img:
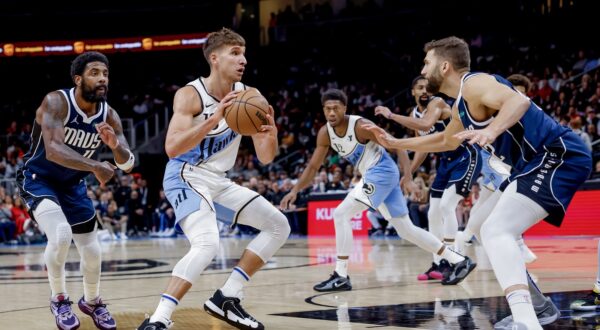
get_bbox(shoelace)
[232,300,256,321]
[55,300,74,319]
[94,305,112,321]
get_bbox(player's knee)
[55,222,73,247]
[480,218,502,244]
[333,206,352,225]
[262,209,290,243]
[189,230,220,258]
[427,206,441,222]
[439,197,456,214]
[80,241,102,267]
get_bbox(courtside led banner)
[308,199,371,236]
[525,189,600,236]
[0,33,207,57]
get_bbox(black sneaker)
[203,289,264,330]
[442,256,477,285]
[137,318,171,330]
[313,271,352,292]
[437,259,453,279]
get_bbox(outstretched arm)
[362,107,464,153]
[280,126,330,209]
[375,97,448,132]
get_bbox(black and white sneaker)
[204,289,264,330]
[313,271,352,292]
[442,256,477,285]
[137,317,172,330]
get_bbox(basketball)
[224,89,271,136]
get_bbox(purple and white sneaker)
[78,296,117,330]
[50,294,80,330]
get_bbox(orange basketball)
[224,89,270,136]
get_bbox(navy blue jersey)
[22,88,107,184]
[412,94,466,160]
[456,72,570,172]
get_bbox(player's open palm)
[374,106,392,119]
[94,161,116,184]
[362,124,395,149]
[96,123,119,149]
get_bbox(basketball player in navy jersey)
[280,89,476,292]
[375,76,481,281]
[365,36,592,329]
[454,74,539,261]
[138,28,289,330]
[17,51,133,330]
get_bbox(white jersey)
[326,115,383,175]
[173,77,246,174]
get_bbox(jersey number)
[332,143,346,153]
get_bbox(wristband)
[115,150,135,171]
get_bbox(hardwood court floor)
[1,236,598,329]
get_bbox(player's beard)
[82,82,108,102]
[418,95,430,107]
[426,67,443,94]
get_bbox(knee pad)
[55,223,73,247]
[34,199,72,246]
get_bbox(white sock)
[84,281,100,303]
[335,258,349,278]
[507,289,542,329]
[221,266,249,298]
[440,246,465,264]
[150,294,178,325]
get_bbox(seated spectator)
[0,198,16,243]
[325,168,346,191]
[10,196,29,237]
[100,200,128,240]
[570,117,592,151]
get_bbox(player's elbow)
[165,146,178,159]
[257,153,275,165]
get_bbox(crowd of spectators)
[1,1,600,244]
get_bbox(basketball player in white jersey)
[138,28,290,330]
[280,89,476,291]
[375,76,480,281]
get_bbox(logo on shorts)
[362,182,375,196]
